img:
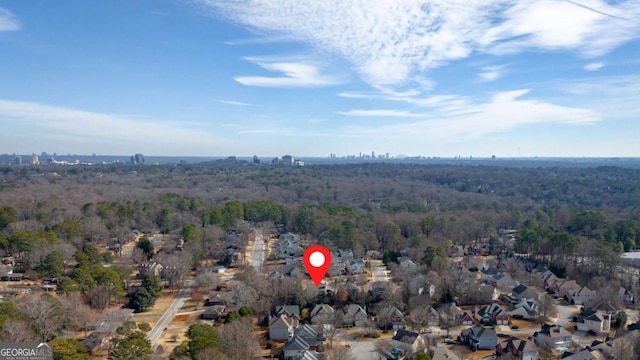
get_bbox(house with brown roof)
[377,306,405,330]
[437,302,465,326]
[201,305,226,321]
[568,286,597,307]
[477,303,509,325]
[549,279,580,299]
[461,312,475,326]
[496,337,539,360]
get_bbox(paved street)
[252,229,265,271]
[146,288,192,346]
[371,262,389,282]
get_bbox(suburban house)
[477,303,509,325]
[138,261,163,277]
[437,302,465,326]
[449,245,465,257]
[205,293,228,306]
[426,306,440,327]
[491,273,518,291]
[399,258,419,272]
[269,314,298,340]
[460,325,498,350]
[347,259,366,274]
[576,310,611,333]
[283,324,321,360]
[511,284,544,301]
[269,305,301,341]
[83,308,134,354]
[0,271,23,281]
[309,304,335,327]
[377,307,405,330]
[341,304,368,327]
[533,325,572,350]
[201,305,226,321]
[461,312,475,326]
[276,233,304,259]
[391,329,426,355]
[548,279,580,298]
[275,305,301,318]
[508,299,538,321]
[496,337,540,360]
[82,331,111,355]
[567,286,597,306]
[619,287,634,304]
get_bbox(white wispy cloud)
[199,0,640,88]
[0,100,236,155]
[338,109,423,118]
[0,8,20,32]
[556,74,640,120]
[477,65,505,82]
[583,62,605,71]
[234,57,340,87]
[218,100,254,106]
[482,1,640,57]
[339,89,600,140]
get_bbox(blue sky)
[1,0,639,157]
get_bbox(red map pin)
[303,245,332,287]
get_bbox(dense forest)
[2,160,640,357]
[1,162,639,280]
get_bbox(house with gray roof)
[309,304,335,326]
[283,324,321,360]
[340,304,368,327]
[576,310,611,333]
[460,325,498,350]
[391,329,426,355]
[508,299,538,321]
[533,324,572,350]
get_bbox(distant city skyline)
[1,1,640,157]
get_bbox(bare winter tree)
[538,293,557,325]
[220,317,260,360]
[195,270,219,291]
[60,294,100,334]
[22,294,64,342]
[87,285,111,310]
[194,347,226,360]
[1,320,36,342]
[409,307,430,333]
[157,252,192,289]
